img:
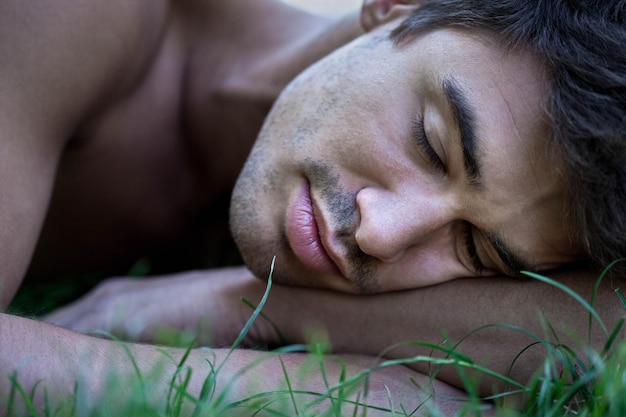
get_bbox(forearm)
[1,312,476,416]
[0,313,191,413]
[254,269,624,393]
[42,266,624,399]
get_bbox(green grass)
[4,264,626,417]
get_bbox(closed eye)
[412,115,446,173]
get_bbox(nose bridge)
[354,186,454,262]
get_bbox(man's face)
[230,23,581,294]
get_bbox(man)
[1,0,624,414]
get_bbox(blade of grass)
[278,356,300,416]
[90,330,147,406]
[521,271,608,336]
[384,384,396,417]
[43,388,49,417]
[544,368,600,417]
[312,340,338,416]
[405,378,434,417]
[601,317,625,357]
[170,367,193,416]
[240,296,288,346]
[218,256,276,372]
[7,372,39,416]
[350,391,362,417]
[5,371,17,417]
[167,341,195,415]
[616,288,626,309]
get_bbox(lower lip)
[286,184,339,276]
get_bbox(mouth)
[286,182,342,277]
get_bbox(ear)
[360,0,424,32]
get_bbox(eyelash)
[461,222,486,275]
[412,115,485,275]
[412,115,446,172]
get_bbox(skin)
[20,0,362,289]
[0,0,623,414]
[231,24,581,293]
[44,0,622,401]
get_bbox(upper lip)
[310,189,350,279]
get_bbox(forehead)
[407,28,546,111]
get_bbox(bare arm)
[256,268,624,393]
[2,312,478,416]
[45,266,625,397]
[0,0,161,307]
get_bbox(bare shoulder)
[0,0,172,306]
[0,0,171,133]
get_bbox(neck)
[183,1,364,198]
[227,7,365,103]
[261,11,364,99]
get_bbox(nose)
[354,186,453,263]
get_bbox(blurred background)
[281,0,361,16]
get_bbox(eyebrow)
[442,77,483,189]
[442,77,535,276]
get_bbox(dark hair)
[391,0,626,275]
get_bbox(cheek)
[262,52,414,175]
[381,244,468,291]
[261,82,337,155]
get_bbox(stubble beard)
[229,141,282,282]
[230,144,379,292]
